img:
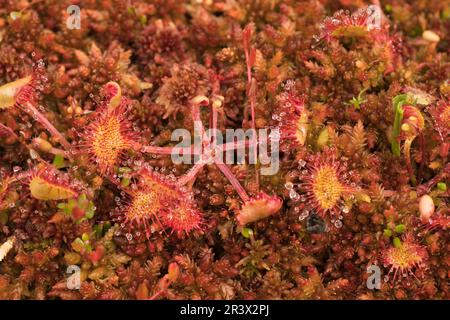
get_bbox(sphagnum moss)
[0,0,448,300]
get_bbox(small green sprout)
[437,182,447,191]
[58,194,96,223]
[140,15,147,25]
[393,237,402,248]
[72,233,92,253]
[241,227,254,239]
[118,167,132,187]
[93,222,112,238]
[347,88,367,110]
[391,94,409,156]
[52,154,65,169]
[394,224,406,233]
[383,224,406,239]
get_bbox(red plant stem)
[191,102,205,133]
[49,147,68,157]
[177,162,205,186]
[417,163,450,196]
[0,123,48,162]
[9,170,33,184]
[417,133,426,183]
[20,102,71,150]
[0,123,19,140]
[243,26,260,190]
[211,105,218,148]
[404,138,416,185]
[248,81,259,188]
[103,173,124,190]
[221,139,251,152]
[141,145,200,155]
[215,162,249,202]
[149,290,164,300]
[142,140,251,155]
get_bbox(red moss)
[428,100,449,157]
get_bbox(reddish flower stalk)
[0,123,19,140]
[215,162,250,202]
[177,162,206,186]
[398,105,425,185]
[21,102,71,150]
[141,145,200,155]
[242,23,259,188]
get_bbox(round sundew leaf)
[0,76,32,109]
[104,81,122,108]
[29,176,77,201]
[332,25,368,38]
[237,193,283,225]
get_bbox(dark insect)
[306,212,327,234]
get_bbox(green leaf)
[121,177,131,187]
[84,243,92,253]
[437,182,447,191]
[391,94,409,156]
[57,203,66,210]
[93,224,103,237]
[81,233,90,242]
[383,229,392,237]
[241,228,254,238]
[52,154,65,169]
[394,224,406,233]
[393,237,402,248]
[67,199,77,214]
[103,222,111,233]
